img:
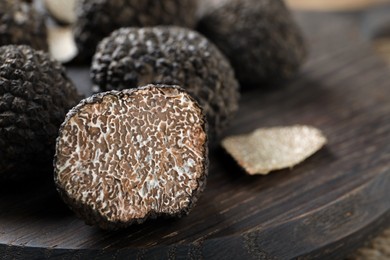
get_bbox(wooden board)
[1,12,389,259]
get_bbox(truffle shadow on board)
[0,45,82,180]
[54,85,209,230]
[91,26,240,142]
[197,0,307,88]
[74,0,199,60]
[0,0,48,51]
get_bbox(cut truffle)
[74,0,198,60]
[91,26,239,142]
[197,0,307,87]
[44,0,77,25]
[0,45,82,178]
[54,85,208,230]
[0,0,48,51]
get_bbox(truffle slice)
[0,0,48,51]
[74,0,198,60]
[197,0,307,87]
[54,85,208,230]
[0,45,82,178]
[221,125,327,175]
[91,26,239,142]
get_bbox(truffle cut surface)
[54,85,208,229]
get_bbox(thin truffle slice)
[74,0,198,60]
[198,0,307,87]
[0,0,48,51]
[222,125,327,175]
[0,45,82,179]
[54,85,208,230]
[92,26,240,142]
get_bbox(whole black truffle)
[91,26,239,141]
[54,84,208,230]
[197,0,307,87]
[74,0,198,60]
[0,0,48,51]
[0,45,82,178]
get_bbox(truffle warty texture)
[91,26,240,141]
[0,0,48,51]
[198,0,307,87]
[54,85,208,230]
[74,0,199,59]
[0,45,81,178]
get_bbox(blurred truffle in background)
[0,0,48,51]
[73,0,199,60]
[197,0,307,88]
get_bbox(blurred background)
[288,0,390,67]
[289,1,390,259]
[287,0,390,10]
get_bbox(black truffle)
[54,84,208,230]
[91,26,239,141]
[0,0,48,51]
[197,0,307,87]
[74,0,198,60]
[0,45,82,178]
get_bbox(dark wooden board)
[1,12,390,259]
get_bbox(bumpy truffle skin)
[54,85,208,230]
[0,0,48,51]
[91,26,239,141]
[197,0,307,87]
[74,0,198,60]
[0,45,82,178]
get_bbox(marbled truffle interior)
[55,85,208,229]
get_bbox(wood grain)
[0,12,389,259]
